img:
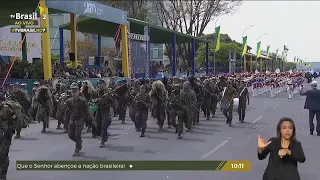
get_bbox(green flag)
[266,45,270,58]
[256,41,262,58]
[242,36,248,56]
[215,26,221,52]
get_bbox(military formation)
[0,71,305,180]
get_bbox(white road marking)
[252,116,263,123]
[201,139,230,159]
[273,104,280,110]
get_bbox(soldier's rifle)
[198,83,216,97]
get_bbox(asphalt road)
[8,80,320,180]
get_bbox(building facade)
[49,2,166,63]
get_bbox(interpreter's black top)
[258,137,306,180]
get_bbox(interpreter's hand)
[278,149,287,158]
[258,134,271,149]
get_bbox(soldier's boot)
[136,128,142,132]
[14,131,21,139]
[228,118,232,127]
[238,115,242,122]
[73,148,80,157]
[241,115,245,123]
[56,122,62,130]
[76,140,82,151]
[91,126,97,138]
[121,119,126,124]
[99,141,106,148]
[175,127,178,134]
[140,129,145,137]
[99,137,108,148]
[177,132,182,139]
[41,127,46,133]
[158,122,163,131]
[167,118,171,128]
[87,127,91,132]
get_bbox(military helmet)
[98,79,106,84]
[70,82,79,89]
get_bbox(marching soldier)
[237,81,250,123]
[180,81,197,132]
[64,83,93,156]
[134,85,150,137]
[35,86,53,133]
[95,80,114,147]
[150,80,168,131]
[220,80,237,126]
[0,92,22,180]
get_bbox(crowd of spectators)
[0,60,125,80]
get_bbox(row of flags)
[214,26,278,59]
[293,57,311,67]
[213,25,311,67]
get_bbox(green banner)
[16,160,251,171]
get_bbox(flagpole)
[213,15,222,75]
[266,37,276,71]
[241,25,255,72]
[275,44,280,70]
[256,33,268,71]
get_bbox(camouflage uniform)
[180,81,197,132]
[95,80,114,147]
[35,86,53,133]
[220,81,237,126]
[128,80,140,129]
[0,96,21,180]
[150,80,168,131]
[237,81,249,123]
[162,77,172,128]
[10,85,31,138]
[134,85,150,137]
[64,83,93,156]
[168,84,186,138]
[55,94,68,129]
[202,79,213,120]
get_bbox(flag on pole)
[266,45,270,58]
[242,36,248,56]
[281,52,284,61]
[294,56,296,64]
[275,49,279,61]
[215,26,221,52]
[256,41,262,58]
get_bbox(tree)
[96,0,148,20]
[64,34,117,63]
[155,0,241,67]
[196,41,241,66]
[285,62,296,71]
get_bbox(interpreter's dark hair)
[276,117,297,141]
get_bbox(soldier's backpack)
[3,100,28,129]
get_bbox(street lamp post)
[256,33,268,72]
[241,25,254,72]
[213,15,223,75]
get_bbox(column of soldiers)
[0,71,304,180]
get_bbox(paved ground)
[8,80,320,180]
